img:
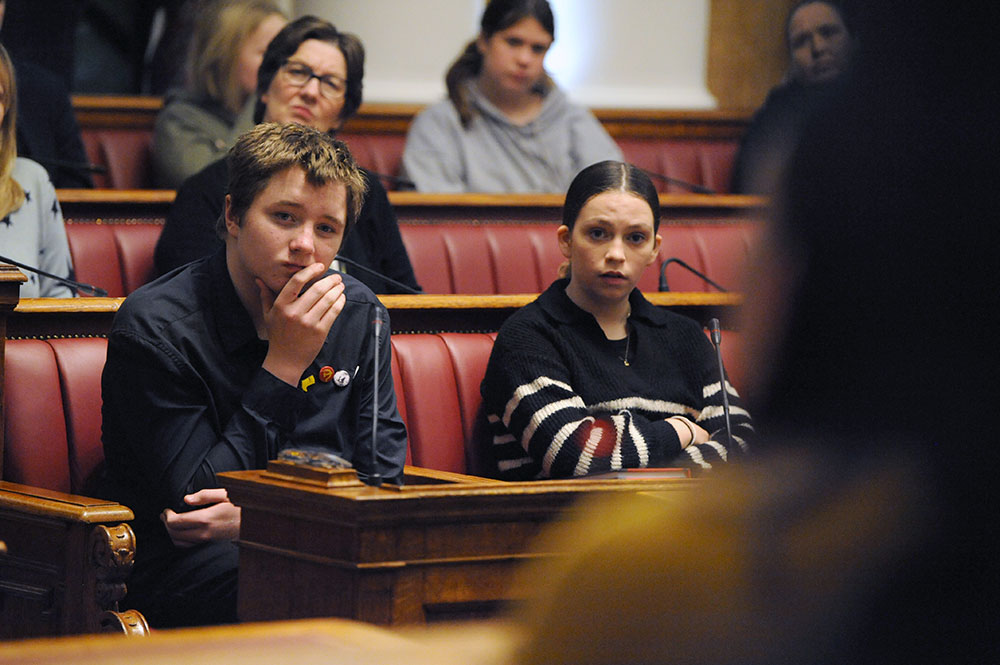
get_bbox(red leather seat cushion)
[113,223,162,294]
[48,338,109,495]
[3,340,72,492]
[390,334,467,473]
[65,223,126,297]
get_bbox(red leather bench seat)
[79,128,739,193]
[81,130,154,190]
[65,222,162,297]
[4,330,745,491]
[62,220,756,297]
[399,222,758,295]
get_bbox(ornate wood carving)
[100,608,151,636]
[89,523,135,609]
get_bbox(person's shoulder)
[156,90,223,122]
[11,157,53,188]
[493,294,555,351]
[113,258,211,335]
[410,97,461,129]
[180,156,230,191]
[340,271,383,307]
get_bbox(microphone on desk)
[708,318,734,451]
[0,253,109,296]
[30,157,109,176]
[641,169,716,195]
[367,314,384,487]
[334,254,422,294]
[658,257,728,293]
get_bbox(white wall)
[293,0,714,109]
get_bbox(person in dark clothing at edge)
[100,122,408,628]
[154,15,420,294]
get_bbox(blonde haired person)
[152,0,287,188]
[0,43,75,297]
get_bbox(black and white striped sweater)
[480,279,752,480]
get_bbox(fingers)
[183,487,229,507]
[160,498,241,546]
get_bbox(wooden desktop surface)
[56,189,767,226]
[6,292,741,339]
[0,616,518,665]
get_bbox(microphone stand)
[708,318,734,451]
[658,257,728,292]
[334,254,422,294]
[0,253,109,296]
[368,316,384,487]
[641,169,716,195]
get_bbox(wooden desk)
[56,189,767,226]
[5,292,741,339]
[0,616,517,665]
[218,466,695,626]
[388,192,766,225]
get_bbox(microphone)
[658,257,728,293]
[334,254,422,294]
[641,169,716,195]
[708,318,734,451]
[367,315,384,487]
[371,172,416,190]
[30,157,108,175]
[0,253,109,296]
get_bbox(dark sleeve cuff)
[649,418,684,463]
[245,368,307,431]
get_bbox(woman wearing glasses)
[154,15,420,294]
[152,0,288,189]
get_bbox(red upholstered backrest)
[438,332,497,477]
[338,133,408,190]
[390,334,467,473]
[112,223,162,294]
[617,138,738,194]
[48,338,109,495]
[65,222,163,297]
[65,223,126,297]
[398,221,757,294]
[389,333,498,476]
[81,129,155,190]
[2,340,73,492]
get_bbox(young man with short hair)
[100,122,407,628]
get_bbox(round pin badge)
[319,366,335,383]
[333,369,351,387]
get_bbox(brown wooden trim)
[73,95,751,139]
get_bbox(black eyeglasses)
[279,61,347,101]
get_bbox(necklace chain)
[623,325,630,366]
[622,305,631,366]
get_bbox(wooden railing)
[72,95,751,140]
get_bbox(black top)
[12,57,93,188]
[154,157,421,294]
[101,249,408,553]
[480,279,752,480]
[729,80,843,195]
